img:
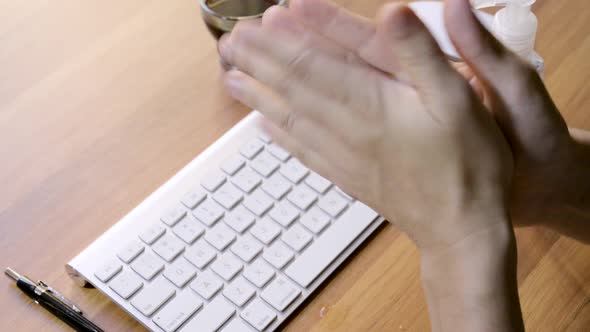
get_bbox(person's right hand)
[444,0,590,240]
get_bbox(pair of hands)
[219,0,584,249]
[218,0,590,329]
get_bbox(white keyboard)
[67,111,384,332]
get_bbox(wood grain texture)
[0,0,588,331]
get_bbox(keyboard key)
[189,270,223,300]
[318,190,348,217]
[241,299,277,331]
[193,199,224,226]
[153,233,185,262]
[181,188,207,209]
[300,207,331,234]
[243,189,274,217]
[223,276,256,307]
[211,253,243,281]
[260,277,300,312]
[231,168,262,193]
[201,170,227,192]
[240,139,265,159]
[94,259,122,283]
[267,143,290,161]
[243,259,275,288]
[117,239,145,263]
[258,132,272,143]
[139,223,166,245]
[221,319,253,332]
[282,224,313,252]
[130,277,175,316]
[130,251,165,280]
[285,202,378,288]
[161,205,187,226]
[305,172,332,194]
[231,234,263,263]
[221,156,246,175]
[269,201,299,227]
[280,158,309,183]
[287,185,317,210]
[184,240,217,269]
[250,152,280,177]
[204,223,236,251]
[153,290,202,332]
[263,241,294,269]
[173,215,205,244]
[250,217,281,245]
[261,173,292,200]
[179,297,235,332]
[335,186,354,201]
[163,257,197,287]
[224,206,256,233]
[109,269,143,299]
[212,183,243,209]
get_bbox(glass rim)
[199,0,288,21]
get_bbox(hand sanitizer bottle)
[472,0,544,76]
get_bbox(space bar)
[285,202,379,288]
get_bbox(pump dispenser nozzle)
[469,0,543,73]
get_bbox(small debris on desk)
[319,305,331,318]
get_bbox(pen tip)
[5,267,20,281]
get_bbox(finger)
[224,69,366,164]
[289,0,373,52]
[221,43,370,147]
[445,0,524,98]
[219,20,389,121]
[452,62,484,101]
[224,69,291,126]
[445,0,570,153]
[377,3,466,106]
[261,119,350,187]
[290,0,408,80]
[261,5,361,66]
[469,76,485,102]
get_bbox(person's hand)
[445,0,590,241]
[219,1,525,330]
[218,2,513,251]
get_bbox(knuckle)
[505,57,542,100]
[279,110,297,134]
[261,5,287,27]
[285,47,315,82]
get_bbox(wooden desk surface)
[1,0,589,331]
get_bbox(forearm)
[420,222,524,332]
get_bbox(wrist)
[421,221,516,295]
[420,221,524,331]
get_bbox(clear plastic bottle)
[472,0,544,75]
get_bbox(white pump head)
[471,0,538,60]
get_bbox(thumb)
[445,0,570,156]
[377,3,466,105]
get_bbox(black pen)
[5,267,104,332]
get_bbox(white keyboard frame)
[67,111,385,331]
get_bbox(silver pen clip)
[38,281,83,315]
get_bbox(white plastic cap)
[471,0,535,10]
[471,0,538,60]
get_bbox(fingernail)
[224,72,242,98]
